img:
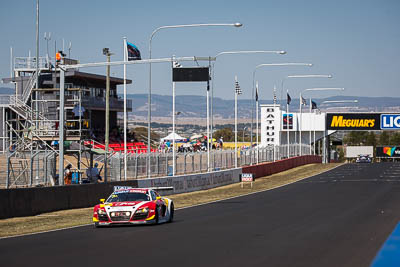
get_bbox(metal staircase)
[22,70,40,103]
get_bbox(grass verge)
[0,163,341,238]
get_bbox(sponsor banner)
[381,114,400,130]
[326,113,381,130]
[376,146,400,158]
[283,113,293,130]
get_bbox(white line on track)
[0,164,342,240]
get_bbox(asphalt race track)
[2,162,400,267]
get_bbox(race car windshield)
[106,192,150,202]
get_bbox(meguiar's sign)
[326,113,381,130]
[327,113,400,130]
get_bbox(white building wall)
[260,104,281,147]
[261,105,329,146]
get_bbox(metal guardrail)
[14,57,50,70]
[0,95,11,106]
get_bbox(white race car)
[93,187,174,227]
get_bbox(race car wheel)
[168,203,174,223]
[94,222,100,228]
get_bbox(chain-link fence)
[1,144,315,187]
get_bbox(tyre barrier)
[0,156,320,219]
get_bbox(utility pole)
[103,48,112,182]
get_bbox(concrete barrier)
[0,180,138,219]
[0,169,242,219]
[242,155,322,179]
[137,168,242,195]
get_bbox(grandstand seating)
[84,141,156,154]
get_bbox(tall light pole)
[103,48,113,183]
[148,22,242,177]
[282,74,332,155]
[251,63,313,156]
[299,87,344,156]
[123,37,128,181]
[211,50,286,153]
[172,57,182,176]
[234,76,242,168]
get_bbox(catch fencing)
[1,143,315,187]
[105,144,315,182]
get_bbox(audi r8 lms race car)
[93,187,174,227]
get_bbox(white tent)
[161,132,186,143]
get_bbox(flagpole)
[299,93,303,156]
[123,37,128,181]
[309,97,312,155]
[287,90,290,158]
[256,81,259,164]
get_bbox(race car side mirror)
[100,199,105,204]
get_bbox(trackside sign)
[381,114,400,130]
[326,113,381,130]
[376,146,400,158]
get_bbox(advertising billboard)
[326,113,381,130]
[381,114,400,130]
[376,146,400,158]
[283,113,293,130]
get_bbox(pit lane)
[1,162,400,267]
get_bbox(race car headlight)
[136,207,149,214]
[97,209,107,215]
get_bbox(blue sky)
[1,0,399,100]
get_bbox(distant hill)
[126,94,400,119]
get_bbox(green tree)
[214,127,234,142]
[379,131,390,146]
[391,132,400,145]
[343,131,368,145]
[365,132,377,147]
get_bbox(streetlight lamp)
[210,50,286,160]
[321,100,358,105]
[281,74,332,155]
[147,22,242,177]
[299,87,345,157]
[251,63,313,160]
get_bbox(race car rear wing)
[113,186,174,191]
